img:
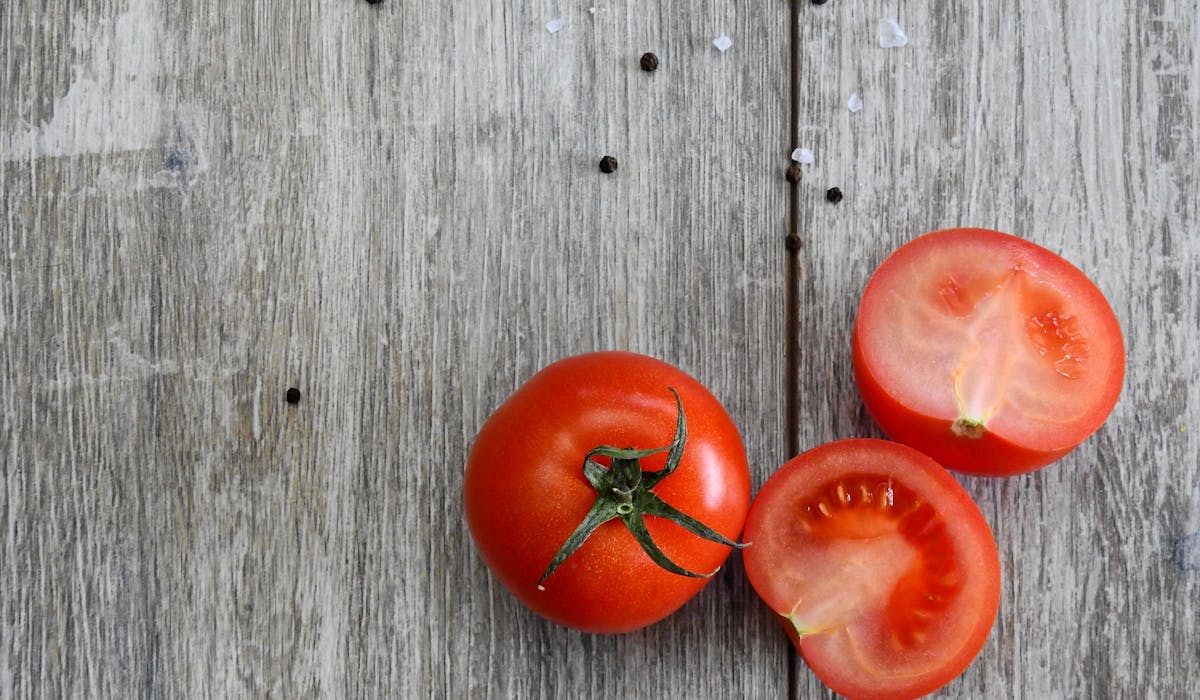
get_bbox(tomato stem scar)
[952,417,987,439]
[536,388,747,590]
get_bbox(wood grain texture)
[2,0,1197,699]
[2,0,788,699]
[791,1,1199,697]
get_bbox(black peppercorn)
[366,0,385,4]
[640,52,659,72]
[825,187,843,203]
[785,165,802,183]
[286,387,302,404]
[599,156,618,173]
[811,0,828,5]
[785,235,801,252]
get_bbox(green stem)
[537,388,747,590]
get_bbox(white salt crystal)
[791,147,814,165]
[713,34,733,52]
[588,7,598,14]
[878,19,909,48]
[546,18,567,33]
[848,93,863,112]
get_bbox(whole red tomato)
[464,351,751,633]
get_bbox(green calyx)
[536,388,748,591]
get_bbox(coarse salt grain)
[546,18,567,33]
[713,34,733,52]
[791,148,814,165]
[878,19,908,48]
[848,93,863,112]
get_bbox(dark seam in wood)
[785,0,800,463]
[785,1,801,698]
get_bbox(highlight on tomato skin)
[852,228,1125,476]
[742,439,1001,700]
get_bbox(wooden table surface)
[2,1,1197,698]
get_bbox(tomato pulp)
[464,352,751,633]
[853,228,1124,476]
[743,439,1001,700]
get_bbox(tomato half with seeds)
[743,439,1000,700]
[464,351,751,633]
[853,228,1124,476]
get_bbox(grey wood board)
[790,1,1199,698]
[2,0,788,699]
[1,0,1197,699]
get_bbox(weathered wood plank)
[791,1,1198,697]
[2,0,790,698]
[358,1,792,697]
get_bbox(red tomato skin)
[743,439,1001,700]
[852,228,1124,477]
[464,351,751,633]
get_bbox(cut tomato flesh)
[855,229,1124,463]
[779,476,969,678]
[787,476,965,645]
[744,440,1000,700]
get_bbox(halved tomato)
[743,439,1000,700]
[853,228,1124,476]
